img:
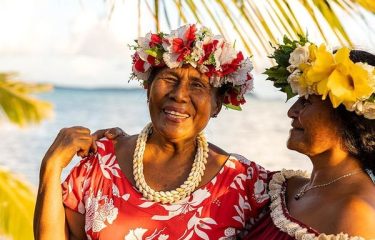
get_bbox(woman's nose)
[287,101,301,118]
[169,82,189,103]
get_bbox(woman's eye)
[163,78,178,83]
[191,81,205,88]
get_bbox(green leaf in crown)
[264,35,309,100]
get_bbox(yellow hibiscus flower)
[303,44,335,93]
[325,47,375,108]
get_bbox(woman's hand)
[90,127,127,152]
[42,126,94,170]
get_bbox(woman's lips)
[163,109,190,122]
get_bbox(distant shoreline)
[53,85,263,98]
[53,85,143,92]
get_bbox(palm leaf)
[106,0,374,61]
[0,73,53,127]
[0,168,35,240]
[355,0,375,12]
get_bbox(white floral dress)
[62,138,270,240]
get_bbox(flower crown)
[130,24,254,110]
[265,36,375,119]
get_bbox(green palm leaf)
[0,168,35,240]
[0,73,53,127]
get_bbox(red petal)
[147,55,156,65]
[151,34,162,44]
[172,38,185,53]
[185,24,197,42]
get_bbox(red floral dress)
[62,138,270,240]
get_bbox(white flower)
[289,43,310,68]
[346,100,375,119]
[162,53,181,69]
[198,64,209,73]
[134,68,151,81]
[137,33,152,61]
[287,70,309,96]
[84,191,119,233]
[209,75,222,88]
[226,58,253,87]
[215,42,238,69]
[196,26,213,39]
[189,39,206,64]
[360,101,375,119]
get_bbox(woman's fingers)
[89,127,128,153]
[105,127,128,139]
[90,129,109,153]
[76,136,94,158]
[43,127,93,169]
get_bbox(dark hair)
[333,50,375,172]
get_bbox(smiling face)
[147,65,222,142]
[287,95,343,157]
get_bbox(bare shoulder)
[207,142,229,167]
[114,134,138,150]
[208,142,228,156]
[335,183,375,238]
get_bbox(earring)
[212,113,218,118]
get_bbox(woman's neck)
[145,130,198,164]
[309,148,362,185]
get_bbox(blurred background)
[0,0,374,239]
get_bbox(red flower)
[198,40,219,64]
[220,52,244,76]
[149,34,162,48]
[169,24,197,62]
[185,24,197,43]
[146,55,156,65]
[133,53,147,72]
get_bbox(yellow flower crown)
[265,36,375,119]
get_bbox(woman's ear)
[144,81,151,101]
[212,93,223,118]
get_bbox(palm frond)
[0,168,35,240]
[106,0,374,63]
[355,0,375,12]
[0,73,53,127]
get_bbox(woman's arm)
[33,127,94,240]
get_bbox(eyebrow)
[159,71,210,84]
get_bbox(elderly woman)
[244,40,375,239]
[96,41,375,239]
[33,24,270,240]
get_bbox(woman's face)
[287,95,342,157]
[147,65,221,141]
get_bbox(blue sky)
[0,0,374,98]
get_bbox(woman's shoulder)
[333,180,375,238]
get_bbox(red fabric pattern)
[62,138,270,239]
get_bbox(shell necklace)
[133,123,209,204]
[294,169,362,200]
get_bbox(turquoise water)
[0,88,310,185]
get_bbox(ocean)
[0,88,311,186]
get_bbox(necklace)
[294,169,362,200]
[133,123,209,204]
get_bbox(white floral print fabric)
[62,138,270,239]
